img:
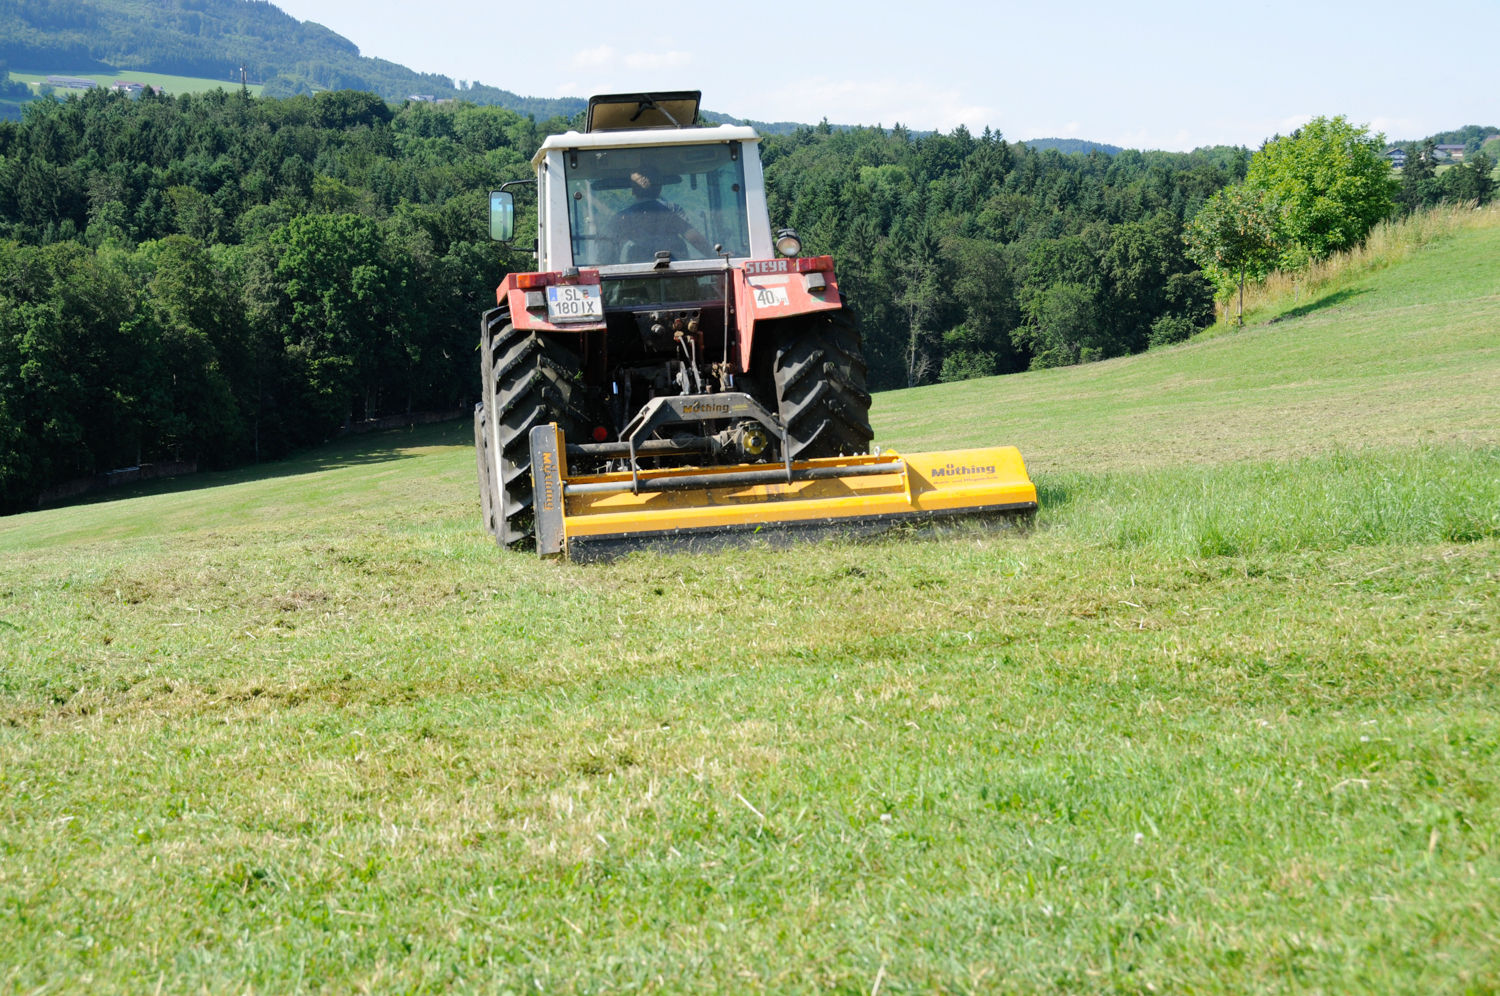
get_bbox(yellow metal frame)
[537,435,1036,558]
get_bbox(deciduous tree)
[1244,116,1396,265]
[1014,281,1105,368]
[1183,184,1279,325]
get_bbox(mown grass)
[1,216,1498,993]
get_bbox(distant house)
[45,75,96,89]
[408,94,436,103]
[1435,144,1466,161]
[113,80,144,94]
[1385,146,1407,168]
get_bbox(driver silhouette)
[613,170,712,262]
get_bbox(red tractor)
[476,92,1033,559]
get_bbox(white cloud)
[1090,127,1198,152]
[755,78,995,132]
[570,46,617,70]
[1367,116,1421,140]
[558,46,697,101]
[622,51,693,72]
[1275,113,1314,135]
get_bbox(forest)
[0,86,1493,512]
[763,124,1236,381]
[0,88,535,510]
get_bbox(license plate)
[546,284,603,322]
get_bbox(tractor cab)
[489,91,775,275]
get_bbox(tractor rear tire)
[772,307,873,460]
[484,321,595,548]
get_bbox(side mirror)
[488,190,514,242]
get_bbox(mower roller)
[475,91,1036,559]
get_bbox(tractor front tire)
[772,307,874,461]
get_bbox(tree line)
[1411,124,1499,158]
[0,87,553,511]
[764,124,1242,383]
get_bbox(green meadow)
[1,209,1497,993]
[11,69,263,98]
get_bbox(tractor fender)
[733,263,844,373]
[497,271,608,333]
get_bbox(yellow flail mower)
[474,92,1035,560]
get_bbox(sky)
[269,0,1498,151]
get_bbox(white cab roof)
[533,125,762,167]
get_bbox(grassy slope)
[0,216,1497,993]
[876,217,1500,472]
[12,69,263,97]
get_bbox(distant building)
[1385,146,1407,168]
[408,94,436,102]
[113,80,144,94]
[46,75,96,89]
[1435,144,1466,161]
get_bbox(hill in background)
[0,0,1194,145]
[1017,137,1124,155]
[0,0,581,117]
[0,0,833,132]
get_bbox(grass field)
[2,209,1498,993]
[11,69,263,98]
